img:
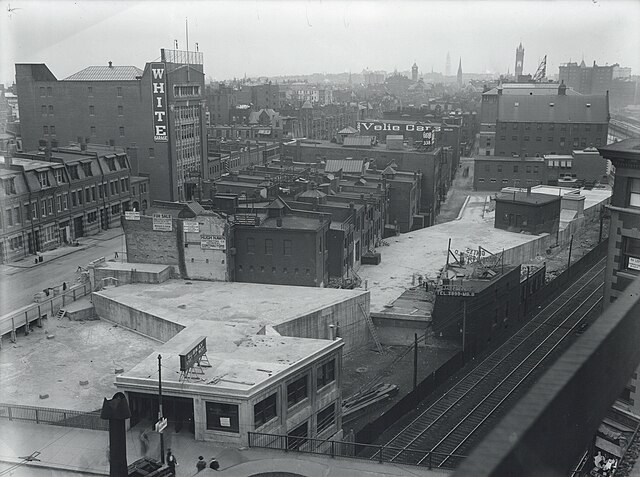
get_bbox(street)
[0,229,126,316]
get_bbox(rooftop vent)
[549,103,555,107]
[586,103,591,108]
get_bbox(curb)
[455,195,471,220]
[0,457,108,476]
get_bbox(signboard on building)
[357,121,435,134]
[629,257,640,271]
[200,234,225,250]
[151,62,168,143]
[125,211,141,221]
[179,336,207,372]
[152,213,173,231]
[183,221,200,233]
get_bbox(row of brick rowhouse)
[0,144,149,264]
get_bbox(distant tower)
[515,42,525,78]
[445,52,451,77]
[457,58,463,87]
[412,62,418,82]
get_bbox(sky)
[1,0,639,85]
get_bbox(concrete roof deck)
[95,280,368,330]
[531,185,611,210]
[118,322,339,395]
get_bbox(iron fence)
[0,402,107,431]
[248,431,464,469]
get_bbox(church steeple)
[457,58,463,87]
[515,42,525,79]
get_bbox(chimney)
[108,61,113,68]
[349,202,355,210]
[276,217,283,227]
[3,155,12,167]
[558,80,567,96]
[526,186,531,196]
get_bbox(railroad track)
[374,259,606,468]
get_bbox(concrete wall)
[183,215,231,281]
[273,292,370,354]
[92,292,184,342]
[93,265,173,287]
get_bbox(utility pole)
[158,354,165,464]
[413,333,418,390]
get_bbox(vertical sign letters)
[151,63,168,143]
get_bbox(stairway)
[359,303,384,354]
[56,309,66,320]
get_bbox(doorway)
[128,392,195,435]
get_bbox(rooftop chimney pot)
[108,61,113,68]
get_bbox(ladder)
[56,309,66,320]
[359,303,384,354]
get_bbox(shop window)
[287,375,308,408]
[317,403,335,433]
[622,236,640,273]
[254,393,277,428]
[205,401,239,433]
[317,359,335,389]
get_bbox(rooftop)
[63,65,143,81]
[484,83,581,96]
[495,191,561,205]
[325,159,366,174]
[497,94,608,123]
[474,155,545,162]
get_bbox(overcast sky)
[1,0,639,85]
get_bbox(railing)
[0,403,107,431]
[248,431,465,469]
[0,282,91,340]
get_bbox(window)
[629,178,640,208]
[89,105,95,116]
[148,148,155,158]
[41,200,46,217]
[265,238,273,255]
[118,105,123,116]
[81,163,93,177]
[205,402,239,433]
[283,239,292,256]
[287,375,308,408]
[115,180,120,194]
[56,195,62,212]
[513,165,518,173]
[41,105,47,115]
[497,165,502,173]
[39,87,45,97]
[6,208,13,226]
[525,123,531,130]
[117,156,127,169]
[526,166,531,173]
[54,169,65,183]
[622,237,640,272]
[511,136,517,141]
[117,87,122,97]
[47,86,52,96]
[317,403,336,433]
[254,393,277,428]
[77,189,83,205]
[317,359,335,389]
[87,211,98,224]
[119,127,125,137]
[47,198,53,215]
[38,171,50,188]
[512,123,518,130]
[536,137,542,142]
[43,125,49,135]
[107,158,117,172]
[111,203,121,215]
[548,137,553,142]
[573,138,579,147]
[247,237,255,254]
[537,122,543,130]
[31,201,38,219]
[50,125,56,135]
[91,186,96,201]
[534,166,539,174]
[85,188,91,203]
[287,421,308,450]
[524,136,530,142]
[560,137,566,147]
[90,126,96,136]
[88,86,93,95]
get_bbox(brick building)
[0,145,133,263]
[474,156,547,191]
[232,199,330,287]
[558,60,614,95]
[16,48,208,202]
[599,139,640,415]
[494,190,561,235]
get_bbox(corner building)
[16,49,207,202]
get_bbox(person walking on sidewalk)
[166,448,178,475]
[196,455,206,472]
[209,457,220,470]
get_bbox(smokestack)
[100,392,131,477]
[558,80,567,96]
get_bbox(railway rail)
[373,259,606,468]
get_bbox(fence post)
[24,311,29,335]
[37,305,42,327]
[331,440,335,458]
[283,435,288,452]
[73,289,76,302]
[428,452,432,469]
[50,299,54,316]
[35,409,39,424]
[8,406,12,421]
[379,445,383,463]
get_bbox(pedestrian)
[166,448,178,475]
[114,251,119,259]
[196,456,206,472]
[209,457,220,471]
[62,282,67,291]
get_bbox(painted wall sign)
[152,213,173,231]
[629,256,640,271]
[200,234,226,250]
[125,211,140,221]
[151,63,168,143]
[183,221,200,233]
[357,121,435,133]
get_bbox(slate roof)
[343,136,373,148]
[63,66,143,81]
[497,94,608,123]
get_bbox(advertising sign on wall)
[151,63,168,143]
[183,221,200,233]
[152,213,173,231]
[200,234,226,250]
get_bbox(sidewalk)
[0,420,447,476]
[3,228,124,271]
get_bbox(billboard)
[151,63,168,143]
[179,336,207,372]
[357,120,437,146]
[200,234,226,250]
[152,213,173,231]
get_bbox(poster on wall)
[200,234,225,250]
[183,221,200,233]
[152,213,173,231]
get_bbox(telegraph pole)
[158,354,165,464]
[568,235,574,271]
[462,301,467,362]
[413,333,418,390]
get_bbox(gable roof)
[325,159,365,174]
[63,66,143,81]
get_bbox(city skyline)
[1,0,639,85]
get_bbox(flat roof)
[295,139,433,154]
[496,191,561,205]
[94,280,368,331]
[259,214,325,231]
[474,156,545,162]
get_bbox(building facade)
[0,145,132,263]
[494,190,561,235]
[599,139,640,416]
[16,48,208,203]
